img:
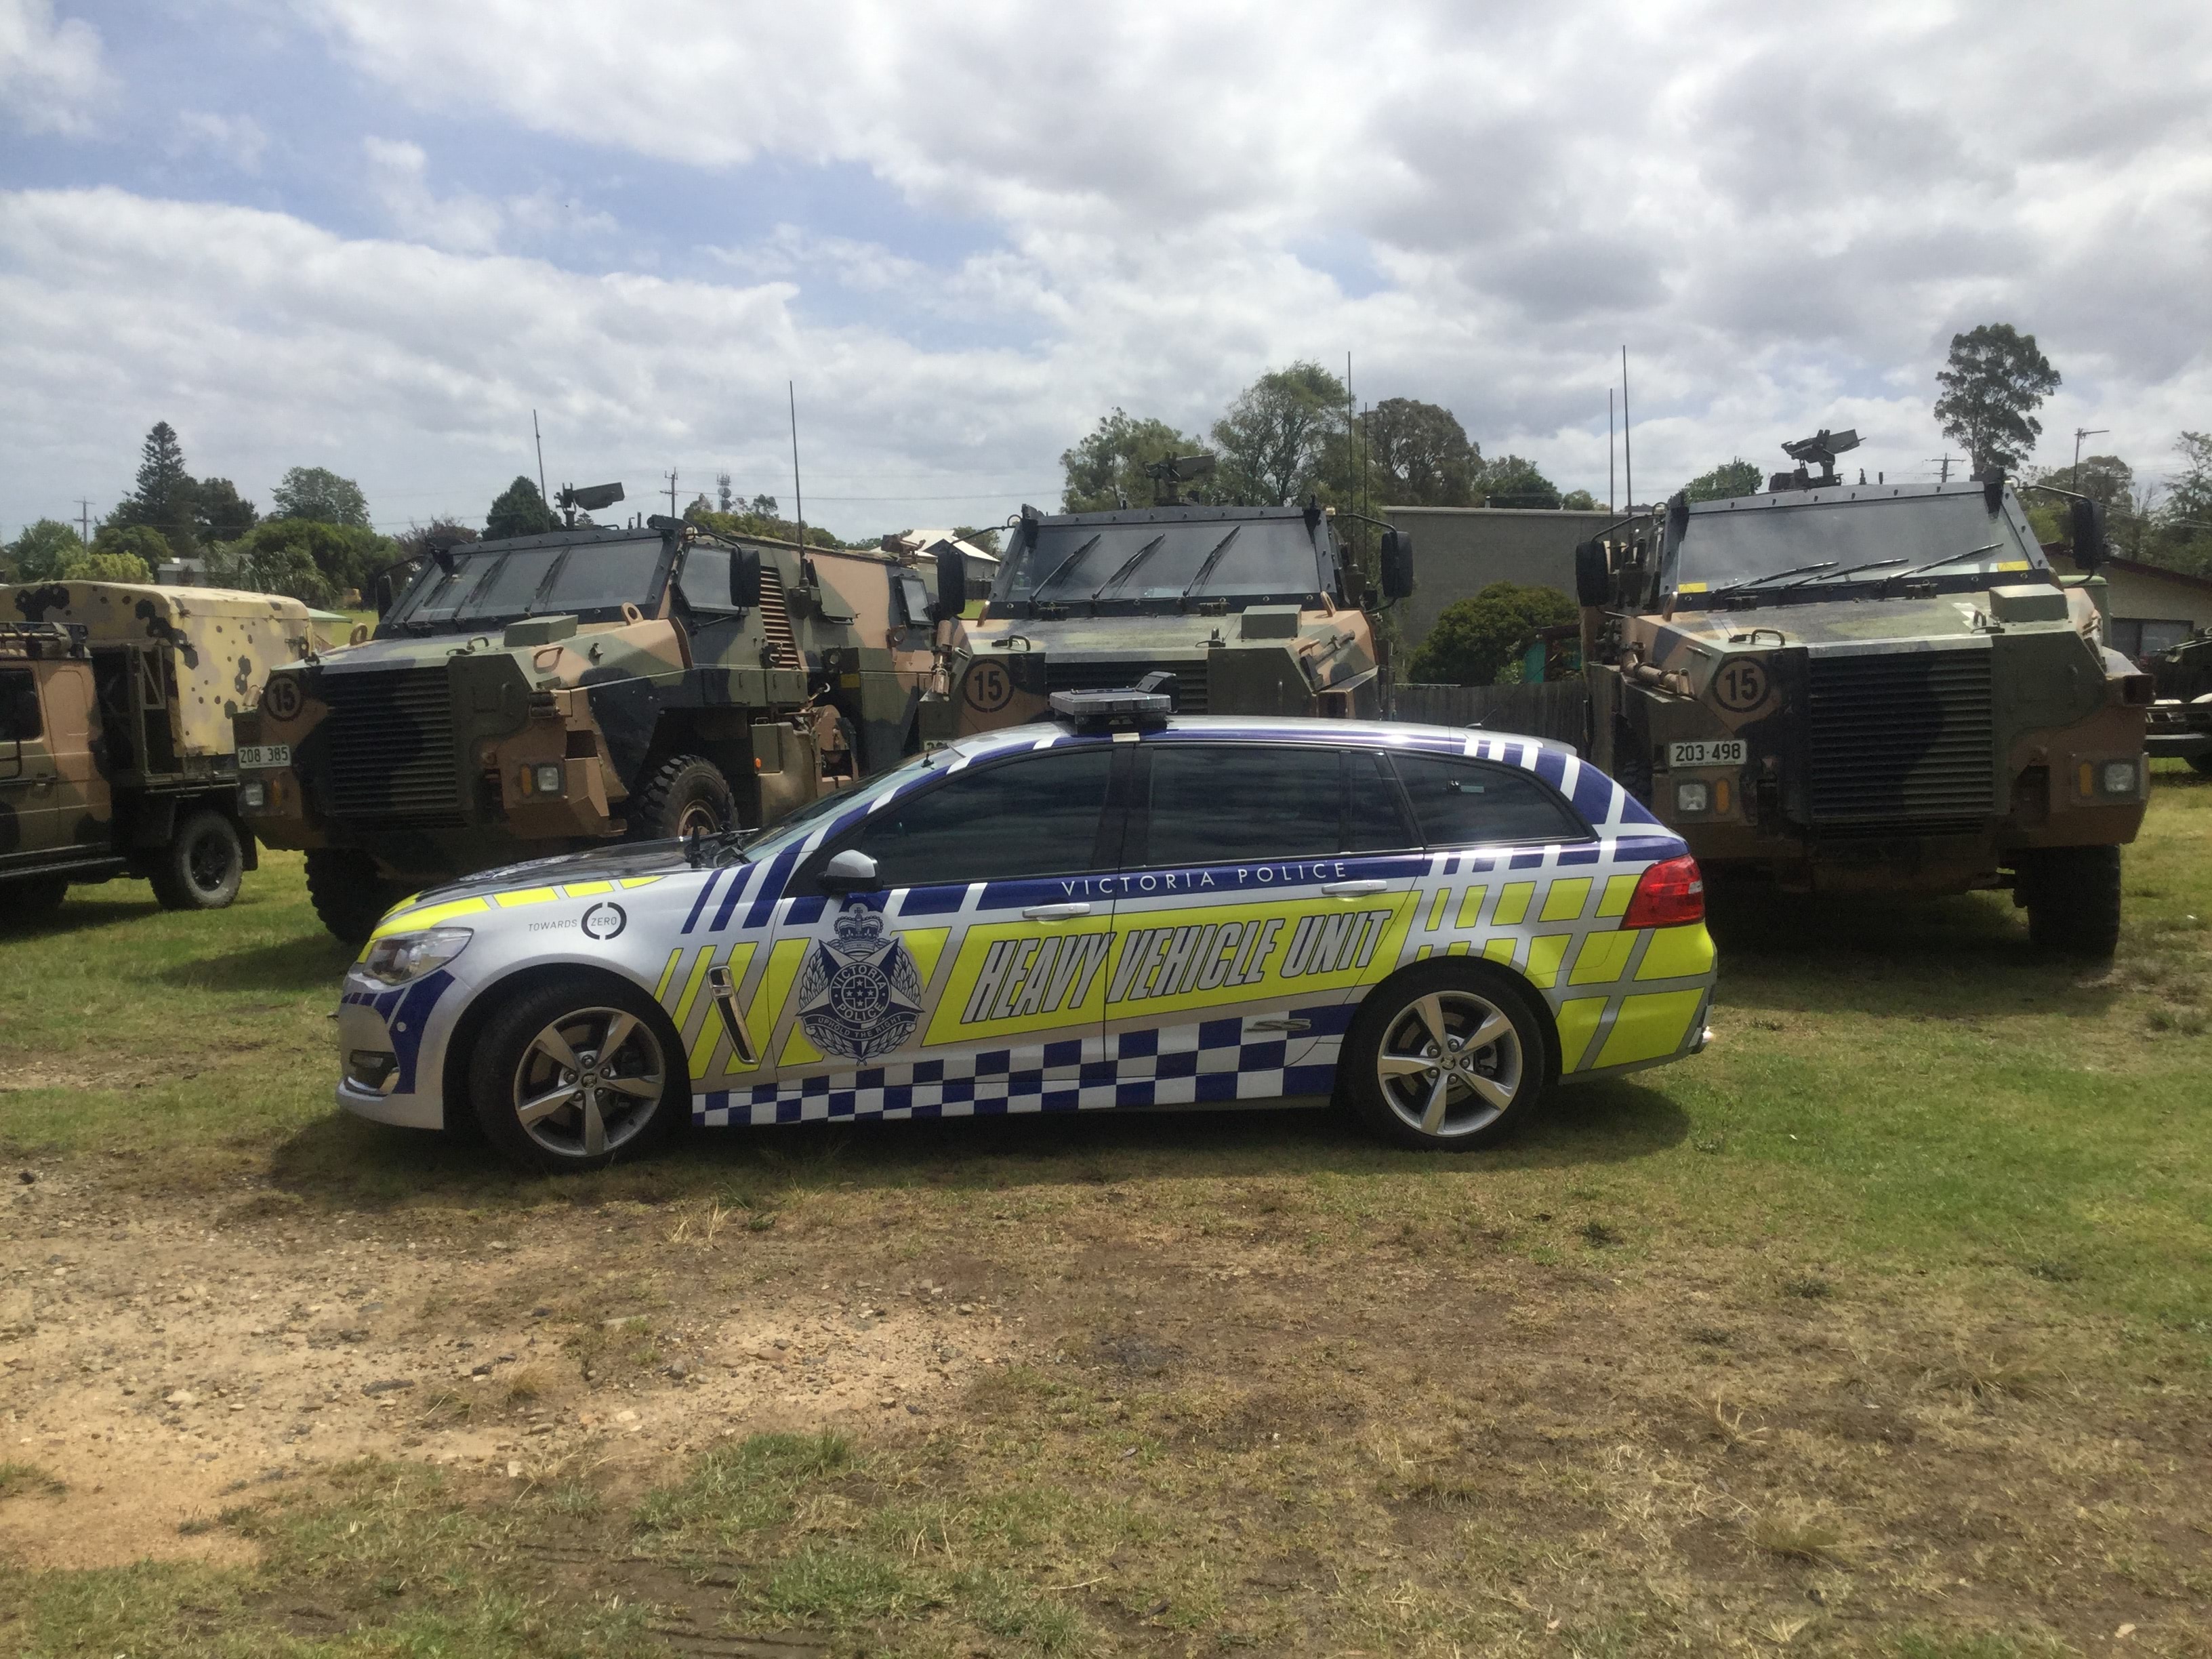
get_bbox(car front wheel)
[469,975,686,1172]
[1344,964,1553,1151]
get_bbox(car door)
[721,741,1128,1122]
[0,664,66,872]
[1099,741,1425,1105]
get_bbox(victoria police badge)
[795,907,925,1061]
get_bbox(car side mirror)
[730,549,762,609]
[2070,498,2106,573]
[1574,538,1611,606]
[1379,529,1414,600]
[934,545,966,621]
[818,848,882,895]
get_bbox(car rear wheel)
[150,809,243,910]
[306,848,407,945]
[627,754,736,842]
[1343,964,1553,1151]
[470,974,685,1172]
[2017,844,2123,958]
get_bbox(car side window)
[1139,744,1343,865]
[678,546,738,614]
[1347,749,1415,851]
[838,747,1116,888]
[1390,752,1584,846]
[0,669,40,741]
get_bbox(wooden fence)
[1387,678,1591,753]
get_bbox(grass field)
[2,771,2208,1656]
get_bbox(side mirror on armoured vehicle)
[819,848,882,895]
[729,548,762,609]
[1380,529,1415,600]
[2070,498,2106,573]
[1574,538,1611,607]
[934,544,966,621]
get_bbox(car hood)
[406,840,700,908]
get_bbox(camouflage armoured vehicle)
[235,508,943,942]
[1574,433,2152,954]
[2143,628,2212,775]
[2,581,312,920]
[941,492,1412,736]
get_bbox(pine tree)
[110,421,201,554]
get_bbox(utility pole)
[664,469,678,517]
[77,500,93,544]
[2072,427,2109,489]
[1620,346,1633,512]
[1926,455,1961,484]
[1607,389,1615,514]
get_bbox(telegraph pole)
[77,500,93,544]
[664,469,678,517]
[2072,427,2109,489]
[1926,455,1961,484]
[1620,346,1633,511]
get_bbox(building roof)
[2046,547,2212,594]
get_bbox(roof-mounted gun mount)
[1771,429,1860,492]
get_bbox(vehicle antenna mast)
[789,381,806,550]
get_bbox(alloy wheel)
[1374,989,1523,1139]
[510,1006,668,1160]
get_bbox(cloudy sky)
[3,0,2209,545]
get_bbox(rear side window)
[678,545,738,613]
[0,669,39,741]
[1347,749,1414,852]
[1141,745,1342,865]
[1391,752,1584,846]
[841,747,1115,888]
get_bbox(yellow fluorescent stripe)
[619,876,664,888]
[1455,884,1488,928]
[1555,996,1607,1071]
[1540,877,1592,922]
[562,880,614,898]
[670,948,714,1030]
[1525,934,1570,988]
[369,895,489,938]
[493,886,559,908]
[1994,560,2029,572]
[1597,874,1639,918]
[1425,887,1450,932]
[653,947,684,1002]
[1446,940,1470,956]
[1493,882,1535,926]
[1637,923,1717,981]
[1597,989,1704,1067]
[1568,930,1637,985]
[1677,581,1708,592]
[1482,937,1519,968]
[1416,944,1433,960]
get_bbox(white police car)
[335,691,1715,1170]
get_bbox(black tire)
[468,972,685,1173]
[149,810,243,911]
[306,848,406,945]
[1343,962,1554,1151]
[2018,844,2123,958]
[3,876,69,926]
[2190,753,2212,778]
[626,754,735,842]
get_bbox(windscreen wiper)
[1092,533,1168,600]
[1030,534,1102,602]
[1786,557,1908,588]
[1180,526,1243,600]
[1711,560,1837,598]
[1889,541,2003,583]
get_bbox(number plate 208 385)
[1668,739,1745,769]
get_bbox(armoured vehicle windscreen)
[1667,489,2046,606]
[992,514,1330,613]
[383,534,670,632]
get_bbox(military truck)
[1,581,312,921]
[1572,432,2152,954]
[2143,628,2212,775]
[939,491,1412,736]
[235,507,945,942]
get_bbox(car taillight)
[1622,855,1705,928]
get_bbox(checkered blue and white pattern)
[693,1004,1354,1126]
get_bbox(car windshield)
[1668,490,2045,606]
[731,752,939,865]
[992,515,1327,612]
[384,535,668,631]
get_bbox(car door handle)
[1320,879,1387,897]
[1021,903,1091,921]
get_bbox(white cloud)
[0,0,110,134]
[176,109,269,172]
[363,137,618,255]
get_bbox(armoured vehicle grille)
[321,668,462,826]
[1806,649,1994,830]
[757,569,801,670]
[1046,657,1210,714]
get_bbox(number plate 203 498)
[1668,739,1744,769]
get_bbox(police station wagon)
[334,692,1717,1170]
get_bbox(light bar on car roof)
[1048,687,1173,727]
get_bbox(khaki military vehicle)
[1,581,312,920]
[939,493,1412,737]
[1574,432,2152,954]
[2143,628,2212,775]
[235,505,944,942]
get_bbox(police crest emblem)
[795,907,924,1061]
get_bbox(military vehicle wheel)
[2190,753,2212,778]
[150,809,243,911]
[628,754,735,842]
[5,876,69,926]
[1343,963,1552,1151]
[470,973,684,1172]
[2018,844,2123,958]
[306,848,405,945]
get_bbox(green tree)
[1405,582,1577,686]
[394,518,478,565]
[1479,455,1562,510]
[682,506,842,552]
[2141,432,2212,575]
[65,549,157,582]
[1934,323,2060,477]
[272,466,371,529]
[218,518,396,601]
[1212,363,1348,506]
[1683,458,1763,502]
[193,476,259,544]
[1561,489,1598,511]
[5,519,87,581]
[108,421,201,555]
[485,475,559,540]
[1364,398,1480,506]
[949,525,1003,556]
[81,524,169,581]
[1060,409,1210,512]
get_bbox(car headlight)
[1675,780,1710,814]
[241,781,266,810]
[2100,759,2139,796]
[535,762,564,796]
[357,926,473,987]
